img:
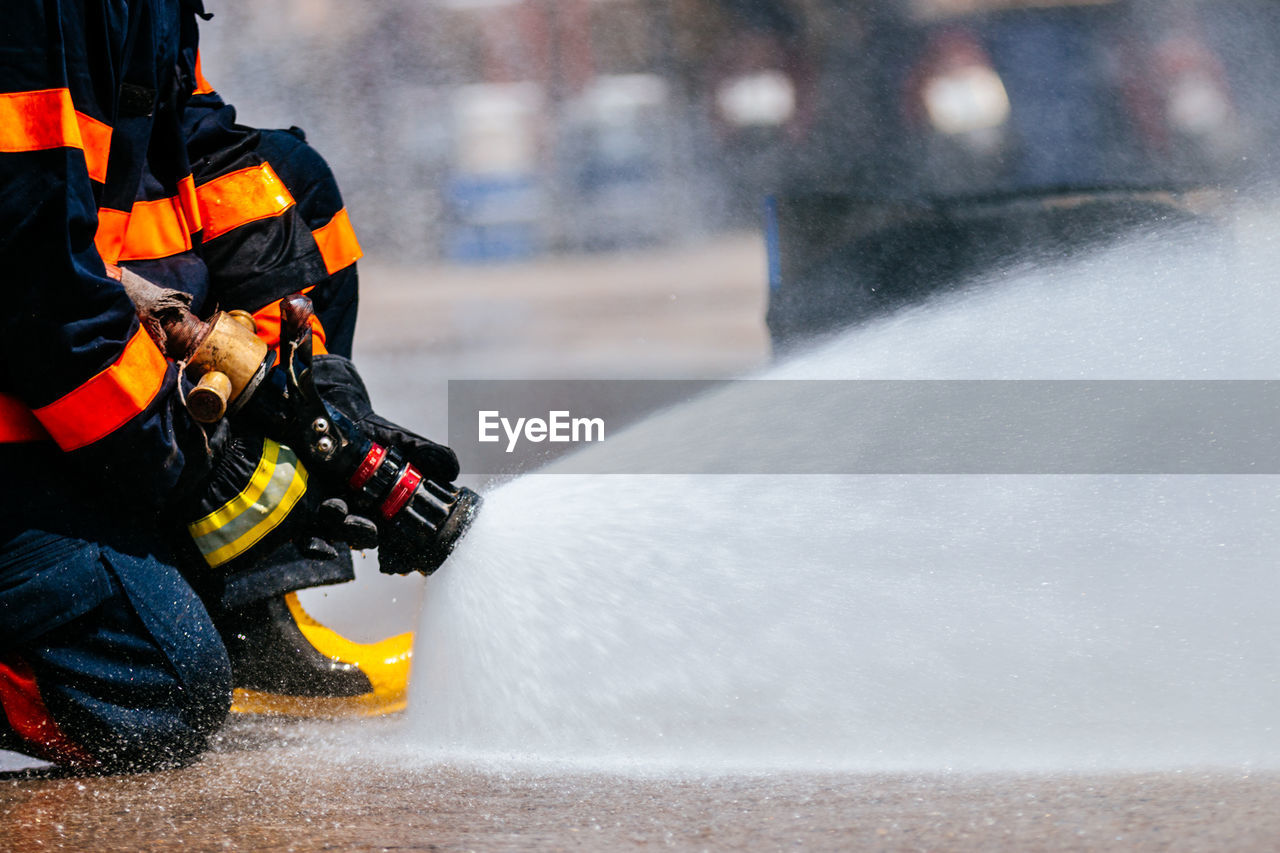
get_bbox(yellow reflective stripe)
[201,466,307,567]
[187,439,309,567]
[188,439,280,537]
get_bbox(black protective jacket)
[0,1,361,524]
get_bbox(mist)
[389,218,1280,773]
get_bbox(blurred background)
[198,0,1280,630]
[202,0,1280,261]
[200,0,1280,363]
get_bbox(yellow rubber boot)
[224,592,413,718]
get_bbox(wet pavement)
[4,737,1277,852]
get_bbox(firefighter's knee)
[79,548,233,771]
[58,630,232,773]
[1,536,233,772]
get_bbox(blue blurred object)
[445,174,544,264]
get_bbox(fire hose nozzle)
[381,480,483,576]
[343,433,482,575]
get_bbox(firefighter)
[0,1,459,770]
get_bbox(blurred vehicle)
[764,0,1250,349]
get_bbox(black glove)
[311,354,460,483]
[180,425,378,571]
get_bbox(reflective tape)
[312,208,363,275]
[0,88,113,183]
[0,393,50,443]
[193,52,216,96]
[0,88,80,153]
[32,326,169,451]
[187,438,309,568]
[96,176,201,263]
[75,111,112,183]
[196,162,295,241]
[93,208,131,263]
[177,173,201,236]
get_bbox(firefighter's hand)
[182,427,378,570]
[311,354,460,482]
[300,498,379,559]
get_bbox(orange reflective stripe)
[0,393,50,443]
[33,327,169,451]
[177,173,201,235]
[197,163,295,241]
[94,208,129,264]
[94,198,192,262]
[0,88,80,153]
[312,208,362,275]
[117,195,196,260]
[252,290,329,357]
[0,90,113,183]
[74,111,112,183]
[95,188,201,264]
[193,51,215,95]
